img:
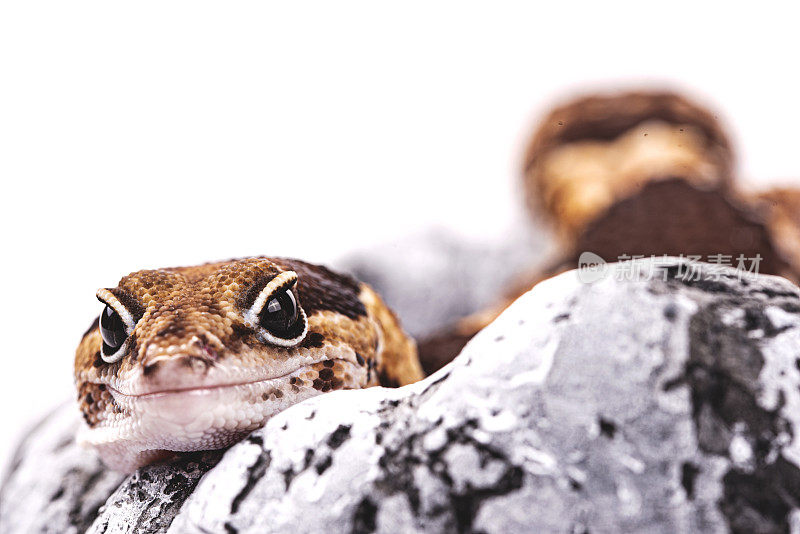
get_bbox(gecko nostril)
[203,345,218,360]
[142,361,160,377]
[192,334,219,361]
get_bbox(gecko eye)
[258,288,299,337]
[96,288,139,364]
[100,305,128,356]
[245,270,308,347]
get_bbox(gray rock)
[86,450,223,534]
[4,258,800,533]
[0,404,126,534]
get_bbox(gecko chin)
[81,358,366,473]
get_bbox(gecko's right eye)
[100,305,128,357]
[96,288,139,364]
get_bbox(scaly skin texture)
[74,257,423,472]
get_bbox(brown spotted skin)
[74,257,423,472]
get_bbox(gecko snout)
[139,332,222,388]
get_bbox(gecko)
[74,257,424,472]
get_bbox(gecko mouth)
[107,372,293,400]
[90,357,365,441]
[107,357,354,400]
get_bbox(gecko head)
[74,257,380,472]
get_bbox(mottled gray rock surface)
[4,258,800,533]
[0,404,222,534]
[0,404,126,534]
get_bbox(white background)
[1,1,799,470]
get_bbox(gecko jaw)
[106,359,335,400]
[79,358,367,473]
